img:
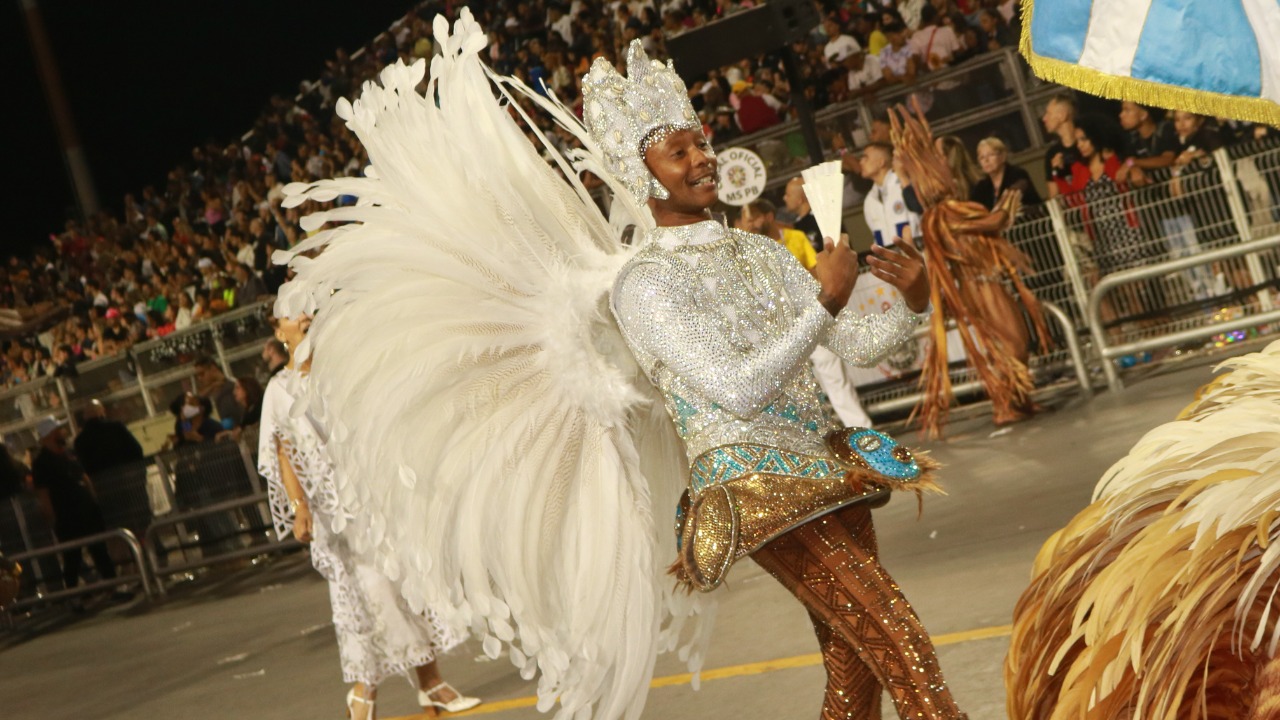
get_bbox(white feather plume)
[273,10,712,719]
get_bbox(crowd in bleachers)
[0,0,1031,394]
[8,0,1278,397]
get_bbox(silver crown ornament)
[581,40,702,205]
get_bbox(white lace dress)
[259,368,461,685]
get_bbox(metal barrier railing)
[721,47,1053,195]
[0,431,295,615]
[861,301,1090,417]
[143,494,301,591]
[0,300,273,453]
[5,528,154,609]
[1034,141,1280,390]
[1088,234,1280,391]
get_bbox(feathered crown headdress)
[582,40,701,206]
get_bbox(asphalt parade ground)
[1,351,1240,720]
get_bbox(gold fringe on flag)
[1019,0,1280,127]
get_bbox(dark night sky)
[5,0,421,259]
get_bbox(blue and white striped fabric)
[1023,0,1280,124]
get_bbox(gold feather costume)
[1007,340,1280,719]
[887,103,1051,436]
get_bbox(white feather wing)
[274,11,708,719]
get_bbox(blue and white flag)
[1023,0,1280,125]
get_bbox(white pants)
[810,345,873,428]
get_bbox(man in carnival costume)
[595,43,965,720]
[276,12,964,720]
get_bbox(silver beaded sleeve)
[614,258,834,418]
[762,236,928,368]
[824,300,927,367]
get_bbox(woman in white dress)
[260,315,480,720]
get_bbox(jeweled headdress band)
[581,40,702,205]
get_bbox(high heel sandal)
[346,687,375,720]
[418,681,482,714]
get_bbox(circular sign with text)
[716,147,767,206]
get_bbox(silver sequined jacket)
[611,220,926,464]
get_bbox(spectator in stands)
[837,41,885,99]
[1165,111,1224,300]
[193,356,243,429]
[889,0,927,29]
[51,344,78,378]
[234,376,264,427]
[232,263,267,306]
[262,338,289,378]
[0,444,27,499]
[31,416,126,601]
[733,82,782,135]
[937,135,984,201]
[1064,115,1126,197]
[1116,101,1178,185]
[1171,111,1223,165]
[853,13,889,56]
[101,308,129,347]
[861,142,919,247]
[73,400,144,489]
[973,136,1042,208]
[146,309,176,339]
[173,292,195,331]
[909,5,961,72]
[1041,92,1081,198]
[709,105,741,144]
[976,7,1017,50]
[216,376,264,446]
[783,176,823,252]
[170,393,223,447]
[823,16,862,70]
[868,114,893,144]
[1067,114,1157,335]
[879,22,919,86]
[4,0,1058,403]
[547,3,573,44]
[739,199,818,269]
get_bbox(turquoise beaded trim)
[690,444,842,493]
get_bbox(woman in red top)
[1064,116,1150,277]
[1066,115,1162,336]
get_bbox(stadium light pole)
[20,0,100,220]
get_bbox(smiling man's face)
[643,128,719,214]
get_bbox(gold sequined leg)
[811,611,882,720]
[752,506,964,720]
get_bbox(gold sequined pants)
[752,505,964,720]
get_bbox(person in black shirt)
[1117,101,1178,186]
[233,377,263,427]
[31,418,119,593]
[1041,92,1082,198]
[52,344,79,378]
[193,356,244,429]
[0,444,26,499]
[261,339,289,379]
[973,136,1043,209]
[74,400,144,479]
[170,393,224,447]
[1171,111,1224,162]
[101,308,130,344]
